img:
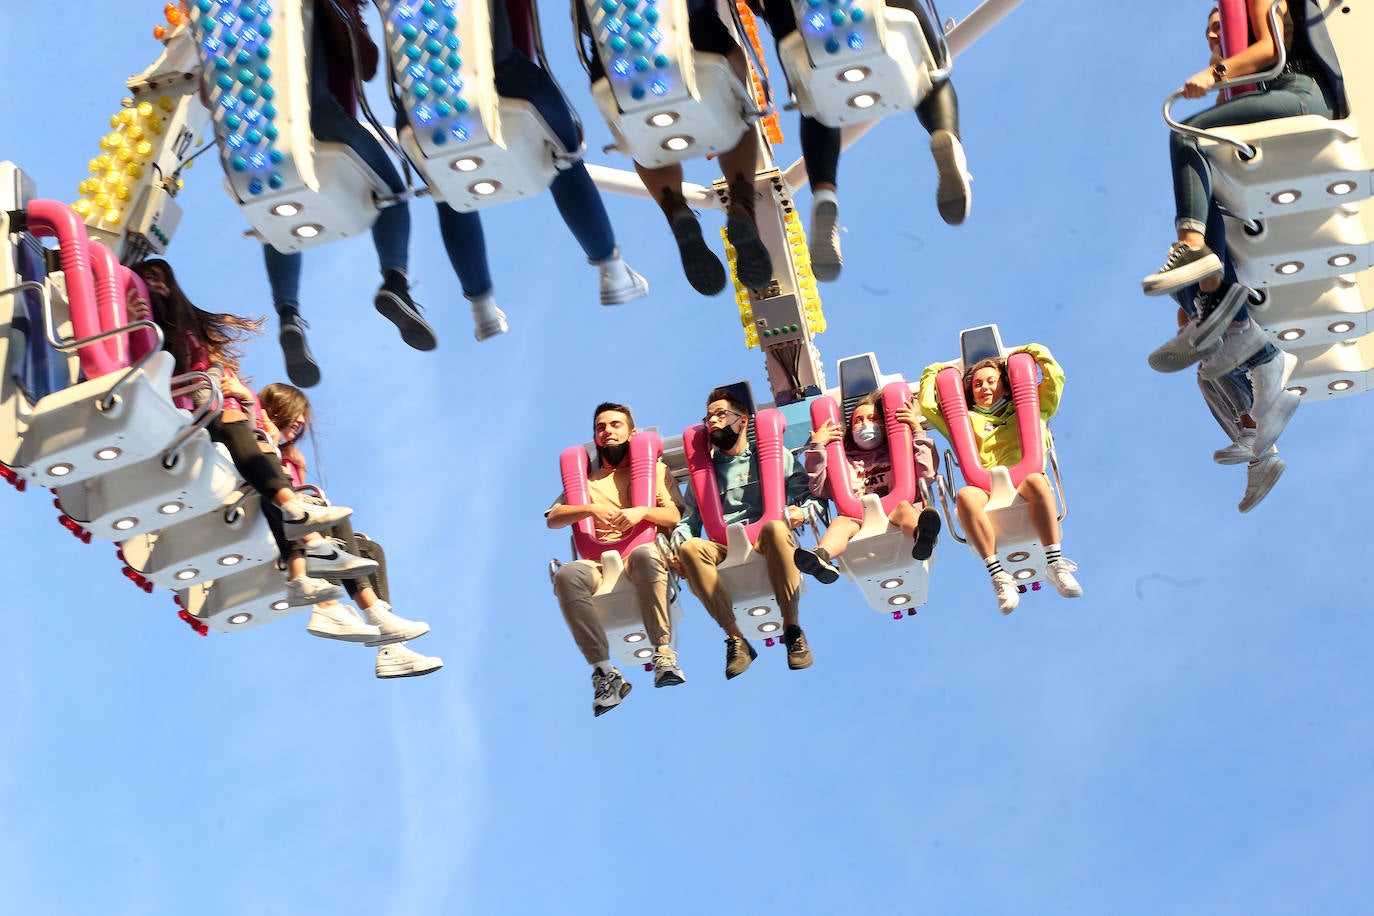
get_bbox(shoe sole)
[1239,458,1286,513]
[375,290,438,351]
[286,585,345,607]
[671,218,727,295]
[725,643,758,680]
[377,659,443,678]
[304,558,380,578]
[279,327,321,388]
[472,307,509,341]
[809,199,842,282]
[912,509,941,561]
[1193,284,1249,351]
[593,680,633,716]
[786,650,814,671]
[931,130,971,226]
[793,548,840,584]
[282,507,354,541]
[1213,446,1255,466]
[365,621,432,648]
[1142,253,1223,297]
[1148,336,1213,374]
[601,270,650,306]
[726,213,773,289]
[1250,391,1299,456]
[306,625,380,642]
[654,671,686,688]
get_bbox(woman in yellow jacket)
[918,344,1080,614]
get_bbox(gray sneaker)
[652,646,686,688]
[592,666,632,716]
[281,500,354,540]
[304,538,379,578]
[1240,451,1285,513]
[724,636,758,680]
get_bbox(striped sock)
[984,556,1004,577]
[1045,544,1062,565]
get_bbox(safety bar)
[921,0,954,81]
[728,0,773,112]
[1162,1,1286,159]
[525,0,587,164]
[1046,436,1067,524]
[336,0,418,198]
[932,465,966,544]
[161,371,224,467]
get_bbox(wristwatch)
[1212,61,1229,82]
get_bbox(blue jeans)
[437,52,616,298]
[1172,72,1333,237]
[263,92,411,306]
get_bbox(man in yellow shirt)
[547,403,683,716]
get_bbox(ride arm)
[322,0,379,80]
[1014,343,1065,421]
[917,362,954,441]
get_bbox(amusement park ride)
[1,1,1369,659]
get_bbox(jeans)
[436,51,616,298]
[1172,72,1334,237]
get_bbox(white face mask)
[853,422,885,451]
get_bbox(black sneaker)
[794,546,840,584]
[912,506,942,561]
[1141,242,1222,296]
[592,666,632,716]
[374,270,438,351]
[277,306,321,388]
[725,211,773,290]
[724,635,758,679]
[783,625,813,670]
[669,211,727,296]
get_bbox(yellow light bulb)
[116,146,133,163]
[145,118,164,136]
[136,140,153,158]
[73,199,93,216]
[175,178,184,190]
[115,186,132,201]
[118,108,135,125]
[137,101,155,119]
[104,169,122,184]
[126,162,144,179]
[127,124,144,141]
[109,114,121,129]
[96,154,112,170]
[94,193,110,208]
[105,209,123,225]
[159,95,174,111]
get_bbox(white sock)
[592,660,614,675]
[813,187,839,209]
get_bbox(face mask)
[596,441,630,467]
[853,423,885,451]
[710,424,742,450]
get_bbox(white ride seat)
[119,492,279,589]
[190,0,395,254]
[1250,271,1374,347]
[1280,328,1374,400]
[582,0,755,168]
[380,0,565,212]
[777,2,941,128]
[1224,203,1371,289]
[180,560,298,633]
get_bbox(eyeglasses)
[703,408,743,425]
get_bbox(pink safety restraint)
[934,352,1046,493]
[559,430,664,561]
[809,381,917,519]
[682,408,788,546]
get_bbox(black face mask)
[596,441,630,467]
[709,425,742,450]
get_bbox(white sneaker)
[304,537,379,578]
[360,600,430,647]
[1239,451,1285,513]
[652,646,685,688]
[305,603,381,642]
[1249,351,1300,455]
[596,250,650,305]
[809,190,842,282]
[470,294,508,341]
[592,666,631,717]
[930,129,972,226]
[280,499,353,539]
[1213,428,1257,465]
[376,642,443,678]
[1045,558,1083,598]
[991,571,1019,615]
[285,575,345,607]
[1199,319,1266,380]
[1148,318,1216,373]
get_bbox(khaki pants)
[676,519,801,631]
[553,543,671,665]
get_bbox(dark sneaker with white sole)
[794,546,840,584]
[725,211,773,289]
[1142,242,1223,296]
[670,211,727,296]
[277,306,321,388]
[374,270,437,351]
[783,625,813,670]
[912,506,942,561]
[724,636,758,679]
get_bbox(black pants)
[208,416,295,560]
[321,517,390,604]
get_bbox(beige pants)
[676,519,801,631]
[553,543,671,665]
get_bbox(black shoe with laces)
[374,270,438,351]
[783,625,813,671]
[276,304,321,388]
[725,212,773,290]
[669,211,727,296]
[794,546,840,584]
[724,635,758,680]
[912,506,942,561]
[1141,242,1222,296]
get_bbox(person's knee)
[627,545,667,579]
[553,561,597,600]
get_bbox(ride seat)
[582,0,755,168]
[777,1,940,128]
[1280,328,1374,401]
[118,491,279,589]
[180,559,300,633]
[1249,272,1374,347]
[1224,204,1371,289]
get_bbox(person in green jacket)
[918,345,1081,614]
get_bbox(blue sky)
[2,1,1371,913]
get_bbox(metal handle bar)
[1162,1,1286,159]
[921,0,954,81]
[161,371,223,467]
[932,468,967,545]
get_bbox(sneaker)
[304,537,379,578]
[669,211,726,295]
[280,499,354,540]
[285,575,345,607]
[1045,558,1083,598]
[376,642,444,678]
[470,293,508,341]
[930,129,972,226]
[1193,282,1250,352]
[1142,242,1223,296]
[652,646,686,687]
[1214,428,1257,465]
[1148,317,1218,373]
[724,635,757,679]
[592,666,632,716]
[360,599,430,647]
[783,625,813,670]
[596,250,650,305]
[809,191,842,282]
[912,506,942,561]
[1199,319,1266,380]
[305,602,381,641]
[991,570,1019,614]
[277,306,321,388]
[725,211,773,290]
[374,271,438,351]
[1249,351,1300,455]
[1239,451,1285,513]
[793,546,840,584]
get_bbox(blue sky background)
[2,2,1371,913]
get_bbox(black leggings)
[208,416,295,560]
[320,517,390,603]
